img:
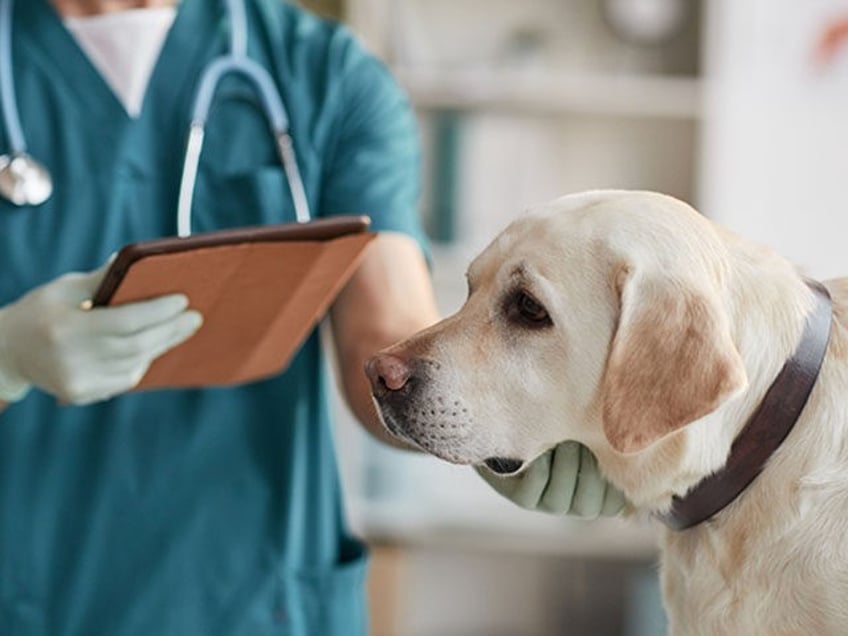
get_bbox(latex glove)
[0,264,203,405]
[477,441,626,519]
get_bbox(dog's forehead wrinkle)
[499,259,548,294]
[508,261,528,281]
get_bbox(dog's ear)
[601,269,747,454]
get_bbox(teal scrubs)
[0,1,426,634]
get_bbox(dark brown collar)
[657,280,833,531]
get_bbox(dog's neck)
[657,280,832,530]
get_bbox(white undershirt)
[64,8,177,118]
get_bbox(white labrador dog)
[366,190,848,635]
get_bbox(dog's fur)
[367,190,848,635]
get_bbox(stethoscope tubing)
[225,0,247,58]
[0,0,26,154]
[1,0,311,233]
[176,53,311,236]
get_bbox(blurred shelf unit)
[347,0,704,98]
[394,67,702,120]
[344,0,707,245]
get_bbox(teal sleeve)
[318,37,430,262]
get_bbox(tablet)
[92,216,375,390]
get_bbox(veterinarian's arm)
[330,232,440,448]
[478,441,626,518]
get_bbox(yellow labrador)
[365,190,848,635]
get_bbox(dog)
[365,190,848,635]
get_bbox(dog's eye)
[518,293,549,322]
[510,291,552,327]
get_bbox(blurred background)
[302,0,848,634]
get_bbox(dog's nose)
[365,353,412,397]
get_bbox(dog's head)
[366,191,748,479]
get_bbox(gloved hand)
[477,441,626,519]
[0,263,203,405]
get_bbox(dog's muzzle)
[365,353,475,462]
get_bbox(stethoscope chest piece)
[0,153,53,206]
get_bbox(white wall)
[699,0,848,280]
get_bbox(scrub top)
[0,1,426,634]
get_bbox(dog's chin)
[374,405,526,472]
[397,432,476,465]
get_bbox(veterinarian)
[0,0,618,633]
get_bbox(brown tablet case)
[92,216,375,390]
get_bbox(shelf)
[349,497,660,561]
[395,67,703,119]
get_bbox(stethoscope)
[0,0,311,236]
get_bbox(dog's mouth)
[483,457,525,475]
